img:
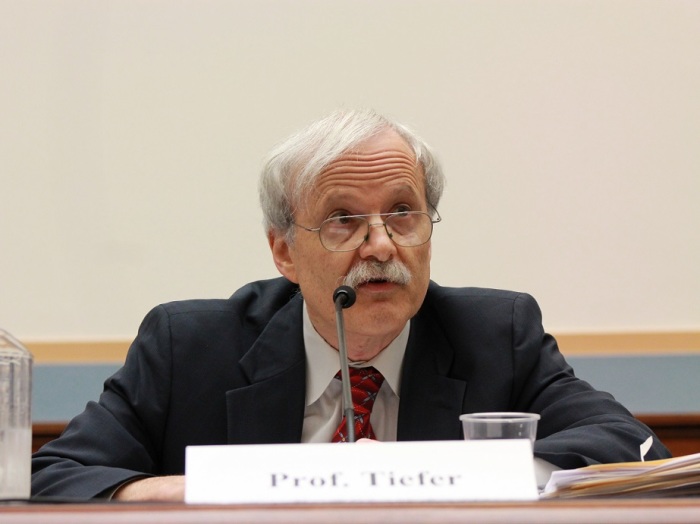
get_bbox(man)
[32,109,670,501]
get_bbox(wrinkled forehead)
[293,128,422,208]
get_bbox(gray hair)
[259,109,445,238]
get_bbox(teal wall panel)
[32,355,699,422]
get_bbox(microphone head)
[333,285,356,309]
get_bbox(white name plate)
[185,439,538,504]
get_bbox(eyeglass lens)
[320,213,433,251]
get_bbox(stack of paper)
[542,452,700,498]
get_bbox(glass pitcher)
[0,329,33,499]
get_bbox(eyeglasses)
[294,209,441,252]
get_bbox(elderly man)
[32,109,670,501]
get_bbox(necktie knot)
[332,366,385,442]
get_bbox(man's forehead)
[290,128,424,211]
[302,173,428,222]
[316,131,418,179]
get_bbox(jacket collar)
[226,283,467,444]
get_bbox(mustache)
[342,260,412,289]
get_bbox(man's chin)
[346,304,410,336]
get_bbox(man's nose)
[357,221,396,261]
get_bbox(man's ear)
[268,230,299,283]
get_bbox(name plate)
[185,440,538,504]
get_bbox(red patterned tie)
[332,366,385,442]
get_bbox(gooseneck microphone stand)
[333,285,357,443]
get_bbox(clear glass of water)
[459,412,540,450]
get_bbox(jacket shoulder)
[421,281,543,333]
[157,277,299,315]
[426,281,530,303]
[143,277,300,337]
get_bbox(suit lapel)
[397,306,467,441]
[226,295,307,444]
[224,285,467,444]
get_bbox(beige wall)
[2,0,699,340]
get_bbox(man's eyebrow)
[391,185,423,198]
[319,186,421,208]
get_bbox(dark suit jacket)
[32,278,670,498]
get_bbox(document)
[543,452,700,498]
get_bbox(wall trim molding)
[27,340,131,363]
[24,331,700,363]
[554,331,700,356]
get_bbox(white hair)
[258,108,445,239]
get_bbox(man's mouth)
[357,278,395,290]
[342,260,412,289]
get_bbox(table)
[2,499,700,524]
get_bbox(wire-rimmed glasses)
[294,209,441,252]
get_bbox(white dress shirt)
[301,301,409,443]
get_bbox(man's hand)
[111,442,381,500]
[113,476,185,501]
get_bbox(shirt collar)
[303,300,409,407]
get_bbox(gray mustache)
[343,260,412,289]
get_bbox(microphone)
[333,285,357,442]
[333,285,356,309]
